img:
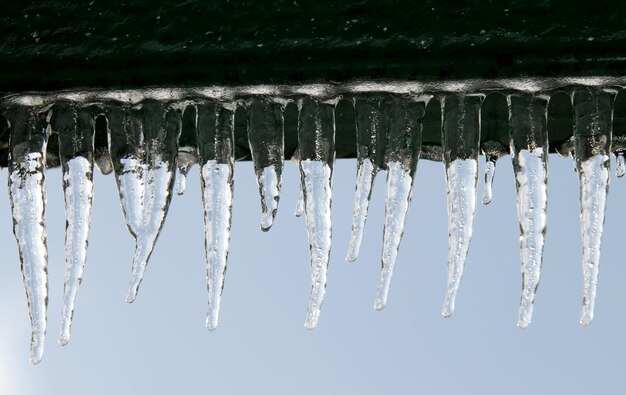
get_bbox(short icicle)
[572,87,615,326]
[108,101,181,303]
[508,93,550,328]
[196,101,235,331]
[53,104,96,346]
[441,94,483,318]
[246,97,285,231]
[347,96,385,262]
[6,106,49,364]
[373,96,424,310]
[297,97,336,329]
[615,151,625,178]
[482,157,497,205]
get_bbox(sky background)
[0,154,625,394]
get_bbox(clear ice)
[54,104,95,346]
[108,101,180,303]
[373,96,423,310]
[347,97,384,262]
[6,107,49,364]
[616,152,625,178]
[572,87,615,326]
[297,97,335,329]
[247,97,285,231]
[508,93,549,329]
[195,101,235,331]
[441,94,482,318]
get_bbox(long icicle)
[297,97,336,329]
[347,96,385,262]
[441,94,482,318]
[508,93,550,328]
[196,101,235,331]
[55,104,95,346]
[246,97,285,231]
[6,106,49,364]
[374,96,424,310]
[108,101,181,303]
[572,87,615,326]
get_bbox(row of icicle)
[0,86,620,364]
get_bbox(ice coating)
[195,101,235,330]
[441,94,482,317]
[508,93,549,329]
[201,160,233,331]
[247,97,284,231]
[300,160,333,328]
[442,158,478,317]
[482,158,496,205]
[297,97,335,329]
[616,152,625,178]
[572,87,614,326]
[513,148,548,328]
[347,97,384,262]
[6,107,49,364]
[346,158,376,262]
[374,162,414,310]
[59,157,94,345]
[108,102,180,303]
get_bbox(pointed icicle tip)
[258,165,281,232]
[346,158,377,263]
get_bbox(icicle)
[374,97,423,310]
[175,165,188,195]
[53,104,95,346]
[482,157,496,205]
[616,152,625,178]
[246,97,284,231]
[572,87,615,326]
[297,97,335,329]
[347,97,385,262]
[108,101,181,303]
[440,94,482,318]
[508,93,549,329]
[196,101,235,331]
[6,106,49,364]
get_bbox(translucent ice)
[373,96,423,310]
[6,106,49,364]
[297,97,335,329]
[440,94,482,317]
[482,158,496,205]
[508,93,549,329]
[247,98,284,231]
[195,101,235,331]
[54,104,95,346]
[108,101,181,303]
[572,87,615,326]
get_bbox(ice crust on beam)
[52,103,96,346]
[347,96,385,262]
[195,101,235,331]
[441,94,482,318]
[5,106,49,364]
[572,87,615,326]
[297,97,336,329]
[108,101,181,303]
[373,97,424,310]
[508,93,550,329]
[246,97,285,231]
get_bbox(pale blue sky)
[0,155,625,394]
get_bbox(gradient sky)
[0,154,625,394]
